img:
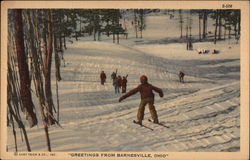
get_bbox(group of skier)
[99,70,164,126]
[100,69,128,94]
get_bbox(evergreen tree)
[44,9,55,126]
[213,10,219,44]
[134,9,138,38]
[202,10,208,39]
[138,9,146,38]
[13,9,38,128]
[106,9,124,43]
[178,10,184,38]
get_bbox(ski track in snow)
[7,39,240,152]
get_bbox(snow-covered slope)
[7,40,240,152]
[7,12,240,152]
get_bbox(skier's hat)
[140,75,148,83]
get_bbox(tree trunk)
[117,33,119,44]
[234,24,237,39]
[134,10,138,38]
[10,114,18,152]
[140,11,143,39]
[218,10,222,40]
[224,25,226,40]
[186,26,188,39]
[189,26,192,38]
[180,23,183,38]
[238,15,241,36]
[75,31,78,41]
[54,34,62,81]
[199,13,201,41]
[179,10,183,38]
[44,124,51,151]
[98,31,101,41]
[228,28,231,39]
[93,28,96,41]
[8,105,31,151]
[79,17,82,36]
[113,32,115,43]
[123,18,127,32]
[42,11,48,73]
[205,15,207,37]
[63,34,67,49]
[45,10,55,125]
[202,11,207,39]
[26,10,52,151]
[214,10,219,44]
[59,18,63,51]
[59,33,63,51]
[13,9,38,128]
[107,30,110,37]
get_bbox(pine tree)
[202,10,208,39]
[23,9,53,151]
[214,10,219,44]
[138,9,146,38]
[218,10,222,40]
[179,10,184,38]
[44,9,55,125]
[104,9,124,43]
[13,9,38,128]
[134,9,138,38]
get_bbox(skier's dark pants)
[179,76,184,83]
[137,97,158,123]
[122,86,126,93]
[101,79,105,85]
[114,85,120,93]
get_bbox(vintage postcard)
[0,1,249,160]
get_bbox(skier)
[111,69,117,84]
[119,75,164,125]
[117,75,122,89]
[113,77,120,94]
[121,75,128,93]
[179,71,185,83]
[100,71,106,85]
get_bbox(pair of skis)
[133,119,169,131]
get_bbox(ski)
[133,120,154,131]
[148,119,170,128]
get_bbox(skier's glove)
[159,92,164,98]
[119,97,124,102]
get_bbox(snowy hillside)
[7,11,240,152]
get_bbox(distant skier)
[121,75,128,93]
[113,77,120,94]
[119,75,164,125]
[117,75,122,89]
[179,71,185,83]
[100,71,106,85]
[111,69,117,84]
